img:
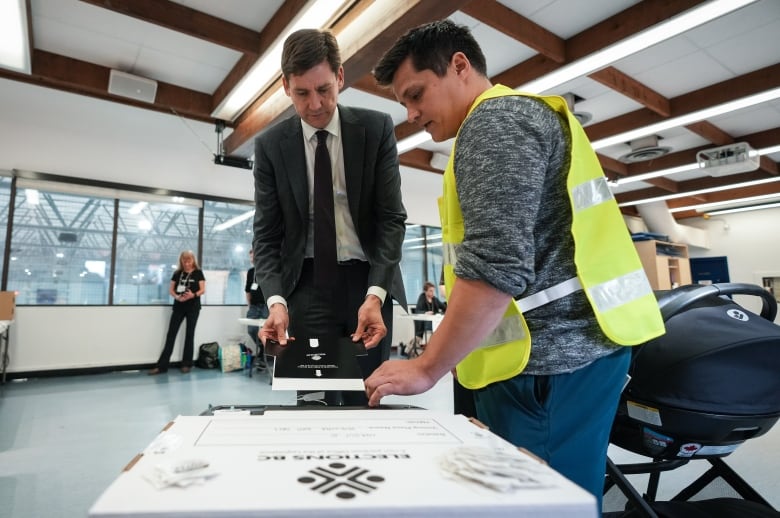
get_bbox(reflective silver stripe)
[442,241,458,267]
[571,177,613,213]
[517,277,582,313]
[475,310,527,350]
[587,269,654,313]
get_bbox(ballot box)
[89,409,597,517]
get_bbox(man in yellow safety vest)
[365,20,663,507]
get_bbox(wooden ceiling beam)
[0,49,214,123]
[460,0,565,63]
[79,0,261,55]
[211,0,306,116]
[589,67,671,117]
[400,148,441,174]
[225,0,474,155]
[586,63,780,142]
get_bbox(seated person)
[413,281,447,342]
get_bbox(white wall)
[681,207,780,321]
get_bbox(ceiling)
[2,0,779,221]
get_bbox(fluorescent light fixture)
[618,176,780,207]
[704,201,780,216]
[670,192,780,213]
[212,0,349,121]
[0,0,31,74]
[214,209,255,231]
[395,0,757,160]
[592,87,780,150]
[397,131,433,154]
[519,0,756,94]
[760,144,780,155]
[613,164,700,186]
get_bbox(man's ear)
[282,76,291,96]
[451,52,469,76]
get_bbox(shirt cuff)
[366,286,387,305]
[266,295,287,310]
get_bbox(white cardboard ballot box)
[89,409,597,517]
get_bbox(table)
[89,409,597,517]
[0,320,11,384]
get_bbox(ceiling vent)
[108,70,157,104]
[697,142,760,177]
[619,135,670,163]
[562,93,592,126]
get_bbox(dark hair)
[281,29,341,79]
[373,20,487,86]
[423,281,436,291]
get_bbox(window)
[400,225,444,306]
[7,184,116,305]
[114,198,201,304]
[201,200,255,304]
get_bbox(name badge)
[251,283,258,290]
[176,285,186,293]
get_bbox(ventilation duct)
[619,135,670,163]
[562,93,592,126]
[637,201,709,249]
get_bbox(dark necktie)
[313,130,337,287]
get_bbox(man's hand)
[352,294,386,348]
[364,358,438,407]
[260,303,289,346]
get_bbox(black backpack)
[196,342,220,369]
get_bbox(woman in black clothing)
[148,250,206,375]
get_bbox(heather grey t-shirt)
[453,94,620,375]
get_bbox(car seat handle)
[659,282,777,322]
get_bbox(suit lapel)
[340,106,365,222]
[279,118,308,225]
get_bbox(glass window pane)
[8,188,114,305]
[114,199,200,305]
[202,200,254,305]
[401,225,426,307]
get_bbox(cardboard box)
[89,410,597,517]
[0,292,14,321]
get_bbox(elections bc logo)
[298,462,385,499]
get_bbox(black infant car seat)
[604,283,780,518]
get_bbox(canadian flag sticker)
[678,443,702,457]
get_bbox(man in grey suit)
[252,28,407,405]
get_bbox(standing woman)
[149,250,206,375]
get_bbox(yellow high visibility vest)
[441,85,665,389]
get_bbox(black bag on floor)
[196,342,220,369]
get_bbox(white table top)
[89,409,597,517]
[238,317,265,326]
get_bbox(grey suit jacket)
[252,105,408,308]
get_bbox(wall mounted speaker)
[108,70,157,103]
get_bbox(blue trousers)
[474,347,631,510]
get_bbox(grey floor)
[1,358,778,518]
